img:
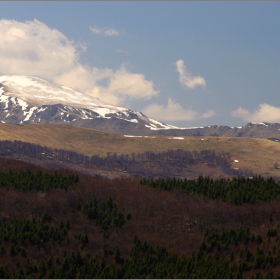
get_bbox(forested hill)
[0,157,280,278]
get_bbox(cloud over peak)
[0,19,158,107]
[0,19,78,79]
[231,103,280,123]
[54,65,159,106]
[176,59,206,89]
[142,98,215,122]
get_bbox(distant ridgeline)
[0,140,253,179]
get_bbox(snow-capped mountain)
[0,75,179,133]
[1,75,280,140]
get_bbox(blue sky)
[0,1,279,128]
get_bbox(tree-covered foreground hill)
[1,157,280,278]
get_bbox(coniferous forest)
[1,157,280,278]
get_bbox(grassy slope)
[0,123,280,177]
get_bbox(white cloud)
[54,64,159,106]
[0,19,79,79]
[176,59,206,89]
[53,64,113,97]
[89,26,120,36]
[0,19,158,107]
[142,98,215,122]
[117,49,128,55]
[99,66,158,102]
[231,103,280,123]
[201,110,216,119]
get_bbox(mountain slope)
[0,75,179,133]
[0,124,279,178]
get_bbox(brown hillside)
[0,123,280,178]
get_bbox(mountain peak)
[0,75,111,109]
[0,75,178,132]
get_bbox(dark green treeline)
[140,175,280,204]
[0,169,79,192]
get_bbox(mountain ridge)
[0,75,280,139]
[0,75,179,132]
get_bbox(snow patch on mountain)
[117,117,138,123]
[168,137,184,140]
[251,122,267,126]
[184,126,205,130]
[145,118,182,130]
[23,106,37,121]
[124,135,143,138]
